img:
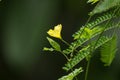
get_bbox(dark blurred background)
[0,0,120,80]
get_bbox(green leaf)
[47,37,61,51]
[43,47,54,51]
[63,36,112,71]
[87,0,99,4]
[100,35,117,66]
[73,12,116,39]
[58,67,83,80]
[90,0,120,15]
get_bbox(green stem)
[61,38,70,46]
[59,51,70,61]
[85,58,91,80]
[61,38,79,53]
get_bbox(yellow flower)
[47,24,62,39]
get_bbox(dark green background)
[0,0,120,80]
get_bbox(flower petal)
[47,24,62,39]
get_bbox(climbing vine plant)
[43,0,120,80]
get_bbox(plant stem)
[59,51,70,61]
[61,38,79,53]
[85,58,91,80]
[61,38,70,46]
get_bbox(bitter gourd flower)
[47,24,62,39]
